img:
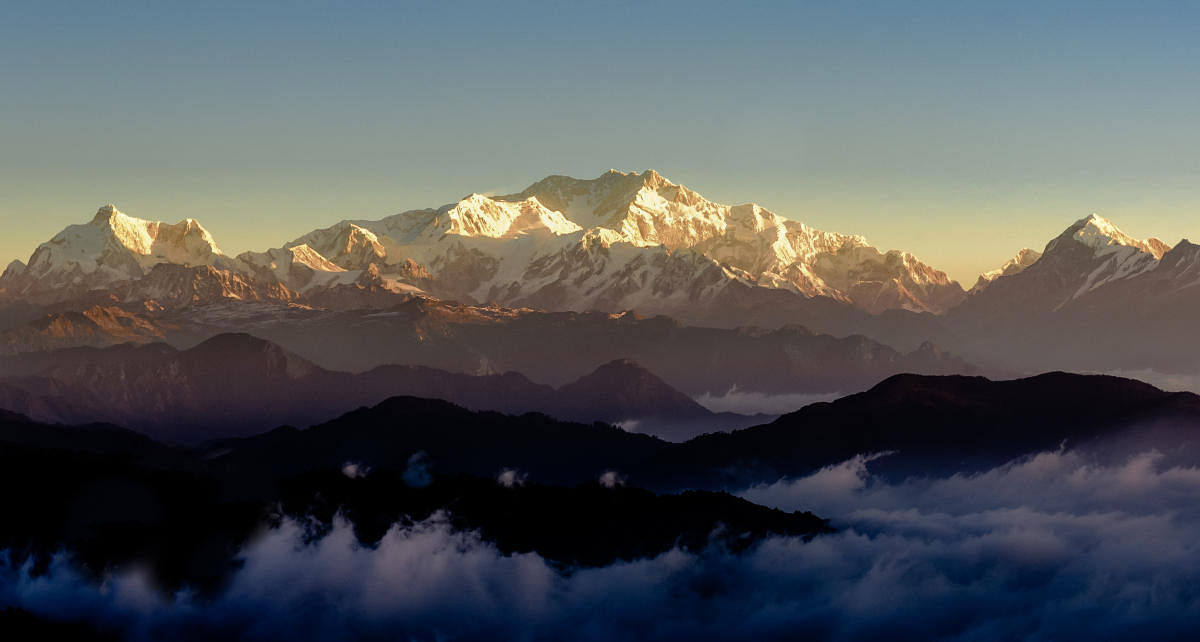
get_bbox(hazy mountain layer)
[0,333,767,442]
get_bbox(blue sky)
[3,1,1199,281]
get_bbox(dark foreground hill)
[642,371,1200,487]
[207,371,1200,491]
[0,408,828,597]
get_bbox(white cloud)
[497,468,527,488]
[598,471,625,488]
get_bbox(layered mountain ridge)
[0,332,769,442]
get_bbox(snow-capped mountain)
[1049,214,1168,300]
[958,214,1169,315]
[2,205,244,303]
[246,170,965,316]
[969,248,1042,294]
[0,174,967,330]
[947,214,1200,372]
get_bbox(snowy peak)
[288,221,391,270]
[238,244,358,293]
[90,203,118,223]
[957,214,1186,321]
[506,169,719,236]
[1036,214,1163,300]
[13,205,237,301]
[1069,214,1166,259]
[87,204,224,258]
[970,248,1041,294]
[437,194,582,239]
[328,224,388,268]
[288,244,345,273]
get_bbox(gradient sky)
[3,1,1199,283]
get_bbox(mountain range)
[3,170,1200,401]
[0,171,968,317]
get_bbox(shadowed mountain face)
[557,358,708,417]
[208,396,673,494]
[0,334,328,442]
[0,334,765,442]
[252,301,975,395]
[0,295,975,398]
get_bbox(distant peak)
[1075,213,1125,237]
[638,168,675,188]
[1,259,25,280]
[595,357,644,370]
[193,332,273,350]
[288,244,346,272]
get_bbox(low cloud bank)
[693,387,843,416]
[1104,368,1200,394]
[6,449,1200,640]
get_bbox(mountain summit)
[6,205,240,302]
[1066,213,1169,259]
[948,213,1200,372]
[969,248,1041,294]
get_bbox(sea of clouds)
[5,446,1200,640]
